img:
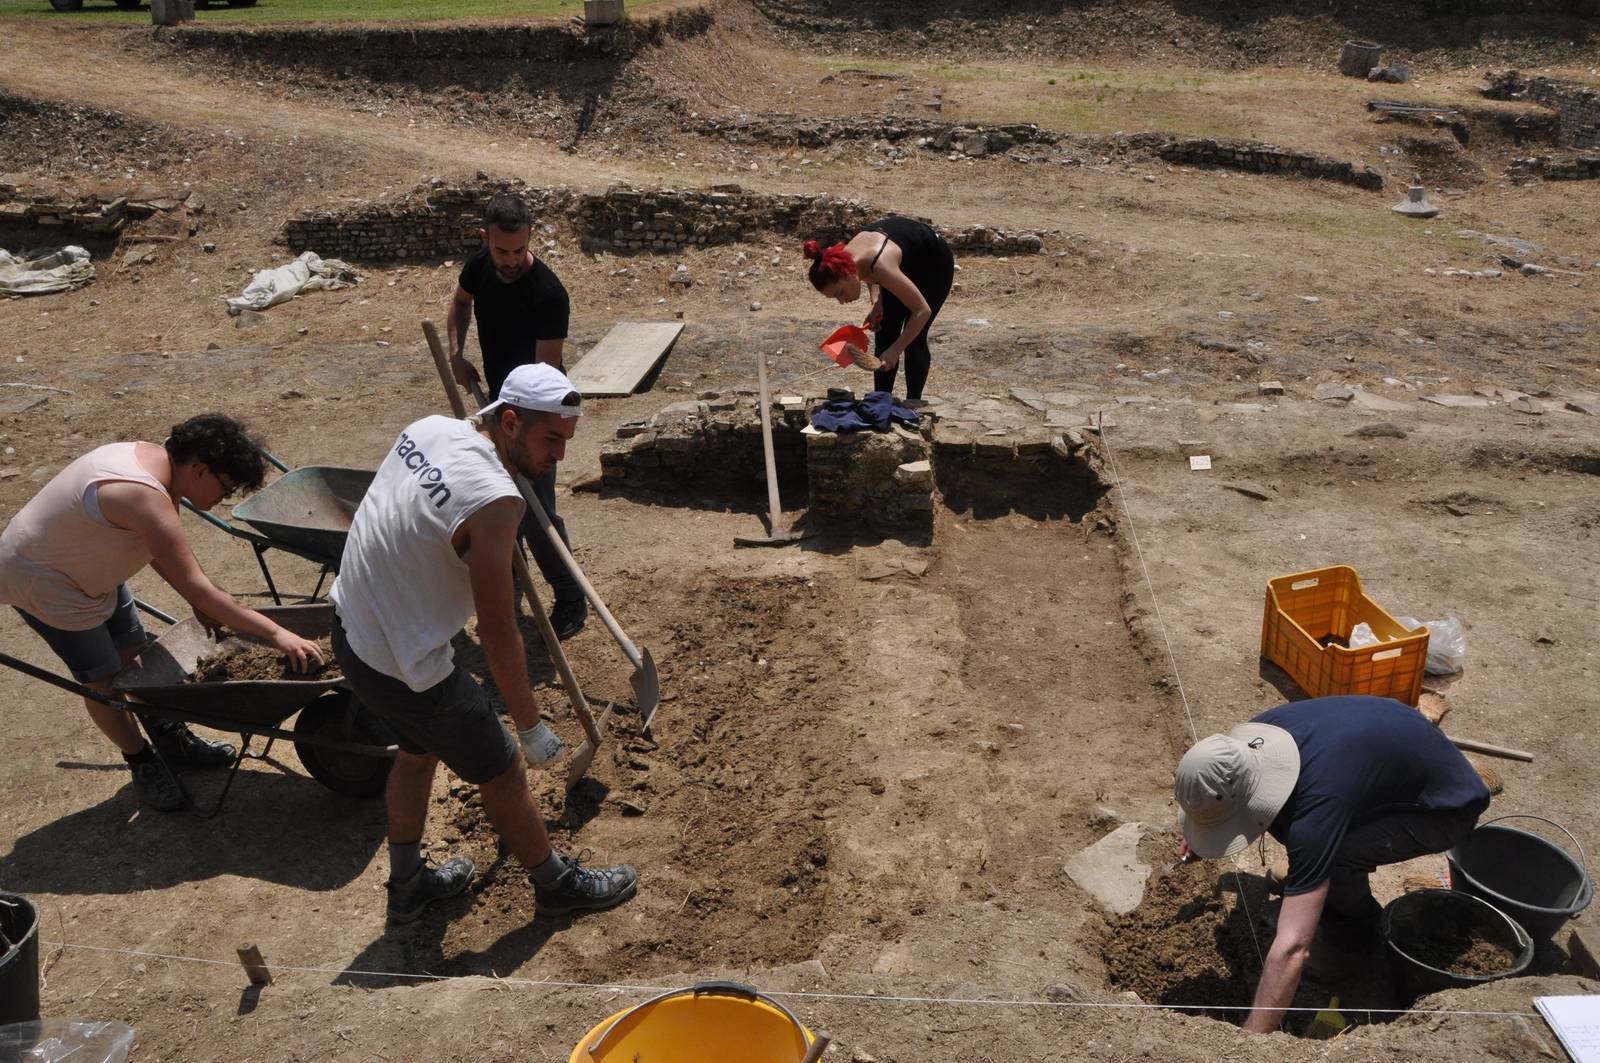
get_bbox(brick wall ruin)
[598,390,1107,535]
[281,179,1051,262]
[0,175,199,246]
[693,112,1384,189]
[1155,139,1384,189]
[1482,70,1600,149]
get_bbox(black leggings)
[873,242,955,401]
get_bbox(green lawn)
[0,0,672,23]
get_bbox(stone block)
[893,460,933,486]
[975,436,1016,459]
[1064,823,1151,915]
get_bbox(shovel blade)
[634,646,662,732]
[565,741,597,790]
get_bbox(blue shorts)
[331,611,518,786]
[15,583,148,684]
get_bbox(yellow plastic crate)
[1261,566,1429,706]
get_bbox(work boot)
[534,851,638,915]
[386,856,475,925]
[147,720,237,769]
[129,758,185,813]
[549,597,587,641]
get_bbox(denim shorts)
[15,583,148,684]
[331,611,517,785]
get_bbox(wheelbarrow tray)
[111,603,342,728]
[230,466,373,566]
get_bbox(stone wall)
[1507,151,1600,181]
[1156,138,1385,189]
[598,393,809,495]
[0,175,198,245]
[598,390,1109,536]
[1482,70,1600,148]
[281,178,1051,261]
[807,428,934,535]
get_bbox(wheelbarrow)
[185,452,375,604]
[0,602,395,818]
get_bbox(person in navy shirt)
[1174,696,1490,1033]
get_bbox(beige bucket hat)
[1175,722,1301,859]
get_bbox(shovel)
[735,350,809,549]
[423,320,661,734]
[422,321,605,789]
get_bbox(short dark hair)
[484,193,532,233]
[164,414,268,493]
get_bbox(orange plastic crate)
[1261,566,1429,706]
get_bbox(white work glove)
[518,720,564,768]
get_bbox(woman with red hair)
[803,216,954,402]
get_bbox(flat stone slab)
[1423,394,1494,408]
[1349,390,1411,413]
[1008,387,1049,412]
[1065,822,1150,915]
[1313,383,1354,402]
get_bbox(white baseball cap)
[1174,722,1300,859]
[475,363,583,419]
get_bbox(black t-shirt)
[458,248,570,399]
[1258,696,1490,895]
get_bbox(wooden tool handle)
[422,320,601,750]
[1450,736,1534,763]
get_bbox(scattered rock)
[234,309,266,330]
[1223,480,1272,502]
[202,242,216,253]
[1313,383,1355,402]
[1353,422,1407,438]
[1258,380,1284,396]
[1422,394,1494,408]
[279,389,306,400]
[1350,390,1411,413]
[748,301,762,311]
[1565,396,1599,416]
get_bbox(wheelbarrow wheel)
[293,690,393,798]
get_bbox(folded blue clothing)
[810,390,921,433]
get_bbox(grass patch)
[0,0,671,24]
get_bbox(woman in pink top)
[0,414,324,812]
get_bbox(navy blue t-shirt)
[458,248,569,399]
[1258,696,1490,895]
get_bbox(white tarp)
[0,245,95,296]
[225,250,358,315]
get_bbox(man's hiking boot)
[549,597,587,641]
[386,856,475,925]
[534,852,638,915]
[130,758,185,813]
[148,720,237,769]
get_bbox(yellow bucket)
[569,982,819,1063]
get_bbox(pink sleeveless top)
[0,442,171,630]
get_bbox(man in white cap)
[1173,694,1490,1033]
[331,363,637,925]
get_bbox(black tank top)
[864,217,943,282]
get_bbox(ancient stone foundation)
[1507,152,1600,182]
[0,176,199,245]
[599,390,1108,536]
[1482,70,1600,149]
[1156,139,1384,190]
[282,179,1050,262]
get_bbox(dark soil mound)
[189,635,337,682]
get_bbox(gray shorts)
[331,611,517,785]
[15,583,148,684]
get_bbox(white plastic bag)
[1395,615,1466,675]
[0,1021,134,1063]
[1348,622,1379,649]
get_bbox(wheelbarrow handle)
[0,649,135,711]
[133,598,180,627]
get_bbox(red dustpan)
[821,325,871,367]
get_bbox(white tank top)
[330,416,521,691]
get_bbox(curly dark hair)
[164,414,268,493]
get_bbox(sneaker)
[534,851,638,915]
[386,856,475,925]
[130,758,185,813]
[148,720,237,769]
[549,597,588,641]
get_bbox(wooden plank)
[567,322,685,398]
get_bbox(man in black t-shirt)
[446,193,585,638]
[1173,696,1491,1033]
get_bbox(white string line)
[1094,411,1267,970]
[1094,409,1200,744]
[40,941,1537,1020]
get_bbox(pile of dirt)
[1100,862,1270,1023]
[0,92,206,178]
[1400,916,1521,976]
[188,636,338,683]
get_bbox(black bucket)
[1447,814,1593,940]
[0,891,41,1025]
[1382,889,1533,1000]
